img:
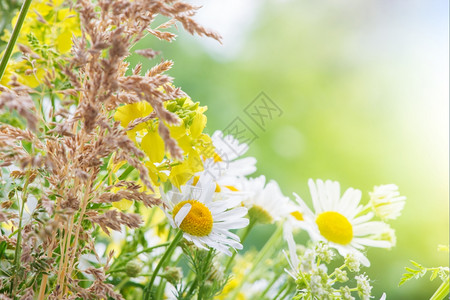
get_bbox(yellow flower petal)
[168,149,203,189]
[186,149,203,173]
[18,68,46,88]
[190,112,207,138]
[112,198,133,211]
[145,161,166,185]
[176,135,192,154]
[168,121,187,139]
[55,29,73,53]
[114,102,153,130]
[141,130,165,163]
[169,164,194,189]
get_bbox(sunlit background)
[130,1,449,298]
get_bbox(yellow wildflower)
[114,97,210,187]
[1,0,81,88]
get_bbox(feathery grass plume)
[0,84,37,132]
[0,0,220,298]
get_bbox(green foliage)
[399,261,449,287]
[176,246,228,300]
[400,259,449,300]
[0,0,21,50]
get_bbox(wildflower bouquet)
[0,0,447,299]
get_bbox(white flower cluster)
[159,130,405,299]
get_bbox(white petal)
[339,188,357,214]
[216,218,249,229]
[191,237,208,250]
[326,180,341,211]
[308,179,321,213]
[208,234,242,250]
[353,238,392,248]
[213,227,240,241]
[293,192,315,219]
[336,246,370,267]
[174,203,191,227]
[227,157,257,176]
[316,179,327,212]
[347,190,363,219]
[161,207,176,228]
[201,236,232,255]
[283,223,299,270]
[353,221,388,236]
[355,251,370,267]
[214,207,248,221]
[352,212,374,226]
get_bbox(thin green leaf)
[399,273,415,286]
[410,260,423,269]
[405,267,418,274]
[431,269,439,281]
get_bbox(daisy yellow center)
[248,205,273,224]
[315,211,353,245]
[290,211,304,221]
[172,200,213,236]
[213,152,222,162]
[224,185,239,192]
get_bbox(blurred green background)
[129,1,449,298]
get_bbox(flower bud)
[176,97,186,106]
[125,260,142,277]
[162,266,183,285]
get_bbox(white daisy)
[294,179,393,266]
[199,130,257,185]
[188,174,250,203]
[240,175,294,224]
[161,176,249,256]
[369,184,406,220]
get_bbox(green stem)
[118,165,134,180]
[115,276,129,292]
[224,221,255,273]
[230,225,284,299]
[328,264,345,279]
[11,170,31,295]
[95,164,134,193]
[197,249,214,300]
[143,230,183,300]
[50,91,56,123]
[273,281,288,300]
[297,268,311,291]
[249,224,283,274]
[279,284,294,300]
[430,278,449,300]
[108,242,171,274]
[155,280,166,300]
[260,270,281,299]
[108,268,126,274]
[0,0,33,81]
[185,278,198,299]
